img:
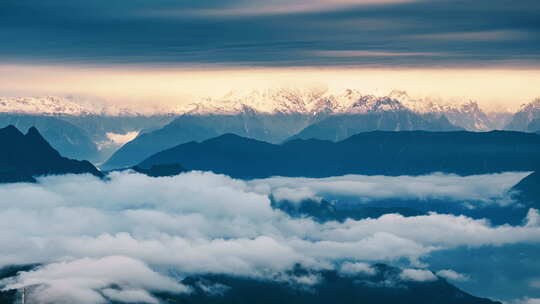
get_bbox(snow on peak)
[0,96,163,116]
[0,89,500,131]
[178,88,488,118]
[0,96,94,115]
[518,97,540,113]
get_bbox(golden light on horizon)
[1,64,539,112]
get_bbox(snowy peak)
[343,95,407,114]
[520,98,540,110]
[180,88,410,116]
[0,96,94,116]
[178,88,495,130]
[518,98,540,119]
[0,89,504,131]
[0,96,165,116]
[506,98,540,131]
[179,88,338,115]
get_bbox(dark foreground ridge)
[131,164,186,177]
[0,125,103,183]
[139,130,540,179]
[103,109,462,170]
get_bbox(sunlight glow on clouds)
[1,65,539,112]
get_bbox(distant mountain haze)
[3,91,539,170]
[102,113,324,169]
[506,98,540,131]
[0,113,174,163]
[290,113,460,142]
[60,114,175,162]
[526,118,540,133]
[0,114,99,160]
[103,89,492,169]
[104,90,540,170]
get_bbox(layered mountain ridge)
[3,90,538,169]
[104,89,509,169]
[138,131,540,178]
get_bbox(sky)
[1,0,539,110]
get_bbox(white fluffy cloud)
[400,269,437,282]
[339,262,376,276]
[249,172,528,206]
[0,171,538,303]
[1,256,189,304]
[436,269,470,281]
[98,131,140,151]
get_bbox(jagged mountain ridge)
[0,96,156,116]
[0,90,502,131]
[0,113,174,163]
[178,89,498,131]
[103,89,504,169]
[0,125,102,183]
[2,90,518,169]
[0,114,99,160]
[506,98,540,131]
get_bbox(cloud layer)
[0,171,539,302]
[251,172,528,206]
[2,256,188,304]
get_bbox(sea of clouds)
[0,171,538,303]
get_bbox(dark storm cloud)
[1,0,539,66]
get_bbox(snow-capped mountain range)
[0,88,530,131]
[0,96,150,116]
[0,96,93,116]
[177,88,504,131]
[179,89,434,115]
